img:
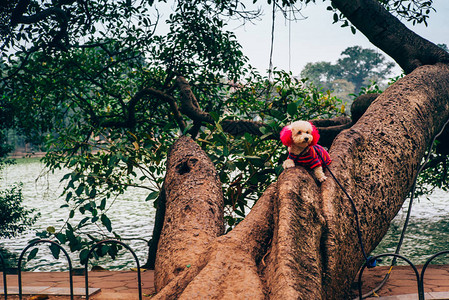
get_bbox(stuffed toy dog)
[280,120,331,182]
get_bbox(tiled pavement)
[1,265,449,299]
[1,270,155,299]
[353,265,449,299]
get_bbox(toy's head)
[280,121,320,148]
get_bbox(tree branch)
[81,87,186,132]
[142,88,187,132]
[221,119,265,136]
[9,0,31,27]
[321,63,449,298]
[175,75,355,144]
[331,0,449,73]
[17,7,67,25]
[18,6,69,50]
[176,76,214,124]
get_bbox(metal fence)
[0,239,142,300]
[1,238,449,299]
[357,250,449,300]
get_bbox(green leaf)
[270,110,285,121]
[65,192,73,202]
[99,198,107,210]
[101,214,112,232]
[100,245,110,256]
[89,187,97,198]
[109,156,118,167]
[215,122,224,133]
[78,217,89,227]
[210,111,219,122]
[60,173,71,182]
[56,233,66,244]
[333,13,339,23]
[27,248,39,261]
[145,191,159,201]
[50,243,60,259]
[36,230,49,238]
[80,249,90,265]
[287,102,297,116]
[75,184,85,197]
[108,244,119,259]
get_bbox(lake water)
[0,158,155,271]
[1,158,449,271]
[372,188,449,266]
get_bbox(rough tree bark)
[153,63,449,299]
[320,63,449,298]
[151,0,449,298]
[154,136,225,290]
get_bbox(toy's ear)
[280,125,293,147]
[310,122,320,146]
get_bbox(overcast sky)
[226,0,449,77]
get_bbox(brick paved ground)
[1,270,155,299]
[2,265,449,299]
[351,264,449,299]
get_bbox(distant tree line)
[300,44,449,102]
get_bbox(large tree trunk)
[321,63,449,298]
[153,63,449,299]
[152,0,449,297]
[154,136,225,290]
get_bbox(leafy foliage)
[1,0,157,53]
[0,89,39,238]
[377,0,436,25]
[3,41,344,245]
[0,183,40,238]
[415,150,449,197]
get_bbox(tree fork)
[153,0,449,295]
[154,138,277,297]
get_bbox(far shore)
[7,151,47,159]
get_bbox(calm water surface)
[0,158,155,271]
[372,188,449,265]
[1,159,449,270]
